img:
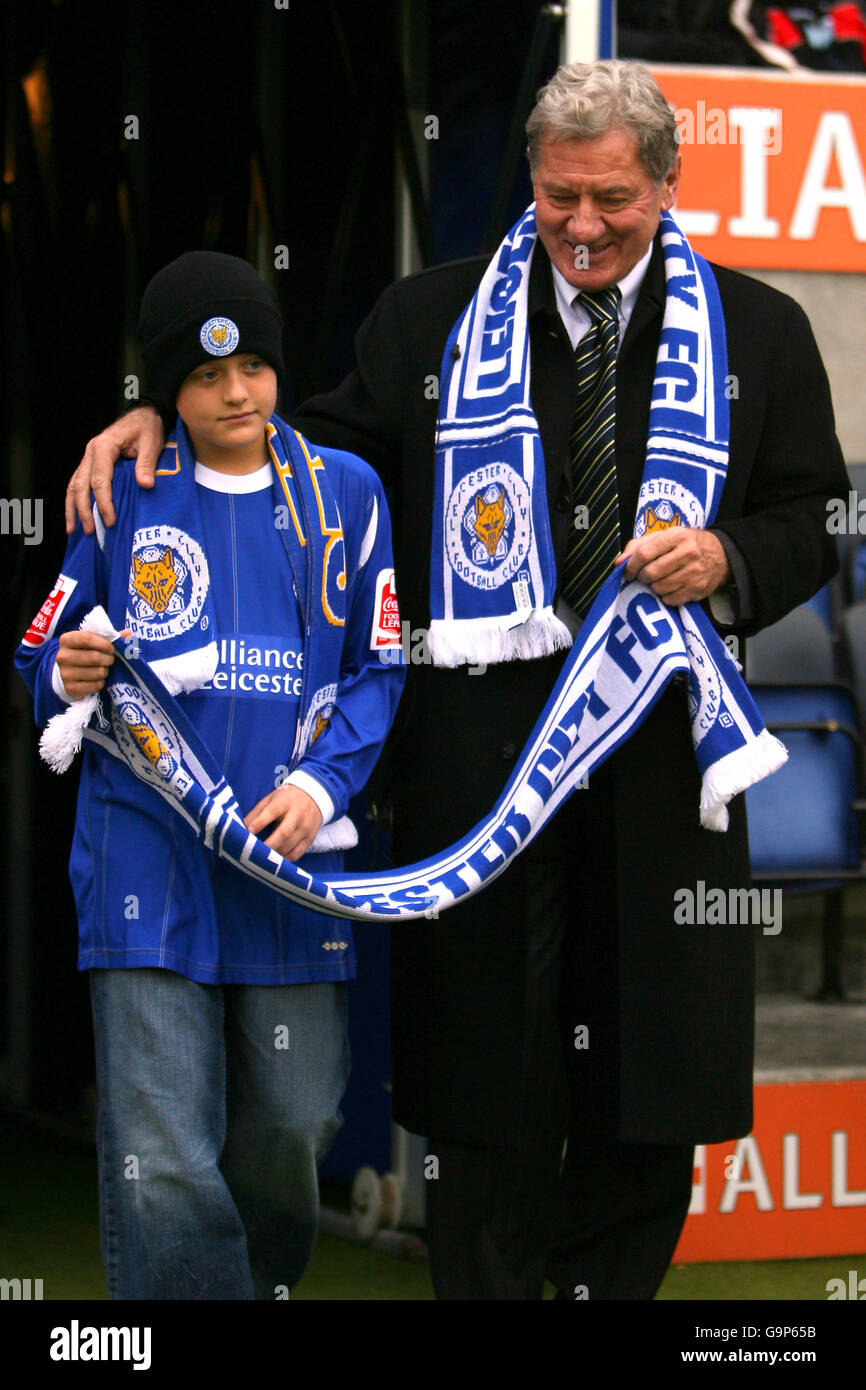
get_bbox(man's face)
[176,354,277,456]
[532,126,681,292]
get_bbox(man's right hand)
[65,405,165,534]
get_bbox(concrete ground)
[753,881,866,1078]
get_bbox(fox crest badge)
[110,682,194,799]
[445,462,532,592]
[634,479,704,540]
[126,525,209,645]
[473,487,507,557]
[295,683,338,760]
[131,549,177,614]
[641,503,682,533]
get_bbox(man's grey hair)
[525,59,679,186]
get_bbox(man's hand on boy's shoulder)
[244,785,324,862]
[66,405,165,535]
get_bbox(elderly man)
[67,60,846,1300]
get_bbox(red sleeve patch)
[21,574,78,648]
[371,568,402,648]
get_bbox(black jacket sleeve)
[712,296,848,636]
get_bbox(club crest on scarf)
[111,681,194,798]
[634,480,704,539]
[126,525,210,643]
[445,462,532,591]
[683,626,729,745]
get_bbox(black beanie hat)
[137,251,284,407]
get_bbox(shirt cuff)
[283,769,335,827]
[52,658,75,705]
[708,529,754,627]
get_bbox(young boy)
[15,251,405,1300]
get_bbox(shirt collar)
[195,460,272,493]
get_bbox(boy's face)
[176,354,278,458]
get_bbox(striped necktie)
[559,286,622,618]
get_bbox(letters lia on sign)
[676,108,866,245]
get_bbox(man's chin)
[560,264,620,291]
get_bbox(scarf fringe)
[309,815,358,853]
[151,643,219,695]
[428,608,572,668]
[38,607,120,773]
[81,606,119,639]
[699,729,788,832]
[39,692,101,774]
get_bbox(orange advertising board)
[650,66,866,272]
[673,1079,866,1263]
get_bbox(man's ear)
[661,153,682,210]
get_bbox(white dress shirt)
[550,242,654,353]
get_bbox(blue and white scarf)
[426,204,786,811]
[140,415,347,764]
[429,204,737,664]
[36,567,783,922]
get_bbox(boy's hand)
[243,786,324,862]
[56,632,118,699]
[66,406,165,535]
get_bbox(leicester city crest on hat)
[200,316,240,356]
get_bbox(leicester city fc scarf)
[427,204,787,806]
[36,567,784,922]
[429,204,572,665]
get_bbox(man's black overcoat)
[295,233,848,1147]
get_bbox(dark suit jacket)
[294,233,848,1146]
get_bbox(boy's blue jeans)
[89,968,349,1300]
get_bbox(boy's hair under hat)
[138,251,285,409]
